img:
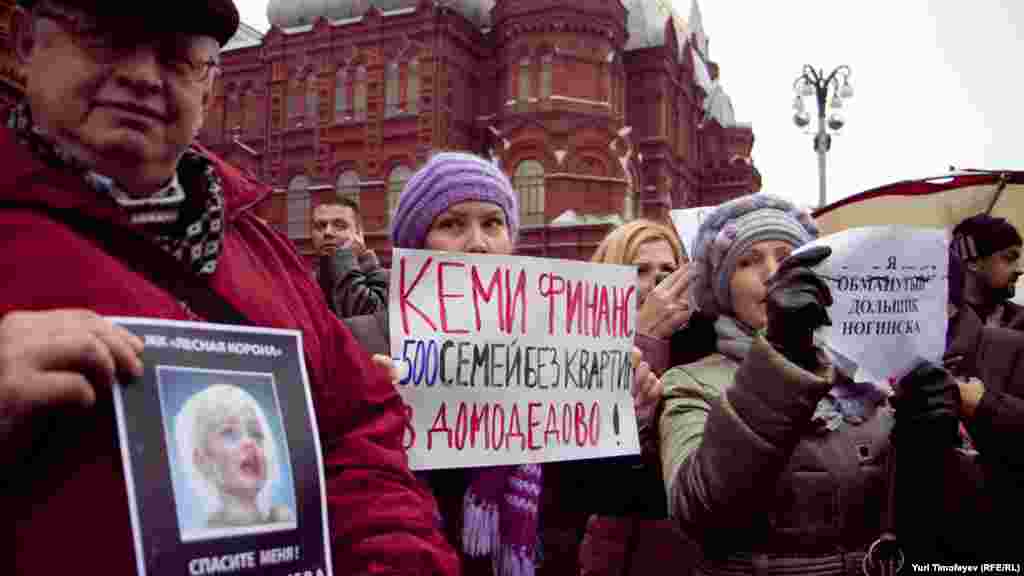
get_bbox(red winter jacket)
[0,128,459,576]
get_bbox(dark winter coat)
[0,129,458,575]
[569,314,714,576]
[659,335,984,574]
[947,306,1024,560]
[318,247,389,319]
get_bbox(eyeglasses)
[35,6,221,84]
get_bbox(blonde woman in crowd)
[591,219,716,376]
[571,219,712,576]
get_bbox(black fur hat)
[952,214,1022,262]
[17,0,240,46]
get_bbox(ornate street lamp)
[792,65,853,207]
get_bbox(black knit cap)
[17,0,239,46]
[951,214,1023,262]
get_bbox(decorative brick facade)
[0,0,24,113]
[0,0,759,265]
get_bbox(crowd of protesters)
[2,0,1022,575]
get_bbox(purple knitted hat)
[390,152,520,249]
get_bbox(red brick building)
[203,0,759,263]
[0,0,25,111]
[0,0,759,263]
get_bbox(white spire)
[626,0,689,53]
[689,0,708,57]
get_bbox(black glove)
[765,246,834,369]
[891,361,961,449]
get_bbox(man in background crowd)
[951,214,1024,330]
[311,199,389,318]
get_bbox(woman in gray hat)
[657,193,983,574]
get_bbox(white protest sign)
[389,249,640,470]
[670,206,716,259]
[799,226,948,384]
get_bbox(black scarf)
[7,103,225,276]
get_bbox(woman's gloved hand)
[891,361,961,449]
[764,245,834,369]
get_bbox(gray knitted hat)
[687,193,819,316]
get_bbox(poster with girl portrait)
[109,318,333,576]
[160,367,297,542]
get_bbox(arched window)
[407,59,419,114]
[305,76,318,125]
[518,58,530,102]
[661,96,670,140]
[604,53,615,107]
[579,157,605,177]
[513,160,545,226]
[680,112,690,159]
[336,170,360,206]
[226,86,242,136]
[385,62,400,117]
[668,99,676,151]
[335,68,349,121]
[354,66,368,121]
[289,81,302,118]
[247,90,262,135]
[540,54,552,98]
[615,63,625,114]
[287,175,312,238]
[624,176,636,221]
[271,95,282,131]
[508,63,517,102]
[387,165,412,220]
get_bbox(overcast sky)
[676,0,1024,209]
[233,0,1023,209]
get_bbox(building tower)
[199,0,759,263]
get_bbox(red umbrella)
[813,169,1024,302]
[813,169,1024,236]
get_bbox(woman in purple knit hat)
[345,151,661,576]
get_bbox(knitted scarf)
[462,464,542,576]
[714,315,887,431]
[8,103,225,277]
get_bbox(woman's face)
[202,406,268,500]
[424,201,514,255]
[729,240,795,330]
[634,239,678,305]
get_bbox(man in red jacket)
[0,1,458,574]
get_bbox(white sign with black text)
[798,226,948,383]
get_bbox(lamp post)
[792,65,853,208]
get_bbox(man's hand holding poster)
[109,318,332,576]
[389,249,641,470]
[797,226,948,384]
